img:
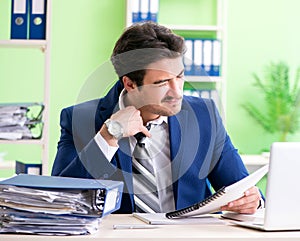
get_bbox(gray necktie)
[132,125,160,213]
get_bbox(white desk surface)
[1,214,300,241]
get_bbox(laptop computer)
[223,142,300,231]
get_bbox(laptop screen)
[264,142,300,230]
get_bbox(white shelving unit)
[0,0,52,175]
[240,154,269,173]
[126,0,227,119]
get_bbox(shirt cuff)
[94,132,119,162]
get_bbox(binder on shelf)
[140,0,150,22]
[131,0,140,23]
[15,160,42,175]
[199,89,211,99]
[193,39,204,76]
[129,0,159,24]
[29,0,47,39]
[212,39,221,76]
[184,38,221,77]
[184,89,212,99]
[10,0,29,39]
[150,0,159,22]
[203,39,213,76]
[183,39,194,76]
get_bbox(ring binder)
[0,174,124,217]
[10,0,29,39]
[29,0,47,39]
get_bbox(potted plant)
[243,62,300,142]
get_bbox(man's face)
[135,57,184,116]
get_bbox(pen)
[113,224,158,230]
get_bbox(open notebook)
[223,142,300,231]
[166,164,268,218]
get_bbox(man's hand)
[220,186,262,214]
[110,106,150,137]
[99,106,150,146]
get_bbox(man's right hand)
[110,106,151,138]
[99,106,150,146]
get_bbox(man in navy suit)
[52,22,262,214]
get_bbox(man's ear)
[122,76,137,92]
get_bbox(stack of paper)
[0,207,100,235]
[0,103,44,140]
[0,174,124,235]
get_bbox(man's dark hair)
[111,21,186,86]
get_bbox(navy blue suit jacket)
[52,80,249,213]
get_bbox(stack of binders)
[131,0,159,23]
[11,0,47,39]
[184,38,221,77]
[0,174,124,235]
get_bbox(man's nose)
[168,78,183,95]
[169,77,183,91]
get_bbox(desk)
[1,214,300,241]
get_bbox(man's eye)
[157,82,168,87]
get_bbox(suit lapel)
[115,138,135,207]
[94,80,123,131]
[168,109,188,206]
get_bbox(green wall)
[49,0,126,174]
[226,0,300,154]
[0,0,125,176]
[1,0,300,177]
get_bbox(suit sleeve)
[51,108,117,179]
[206,100,249,191]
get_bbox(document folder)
[0,174,124,217]
[140,0,149,21]
[11,0,29,39]
[194,39,204,76]
[203,39,213,76]
[184,39,194,75]
[29,0,47,39]
[150,0,159,22]
[131,0,140,23]
[212,40,221,76]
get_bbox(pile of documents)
[0,174,124,235]
[0,103,44,140]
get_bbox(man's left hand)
[220,186,261,214]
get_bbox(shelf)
[240,154,269,173]
[0,0,52,175]
[0,161,15,170]
[240,154,269,166]
[165,25,222,32]
[0,139,43,145]
[0,40,47,49]
[185,76,221,83]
